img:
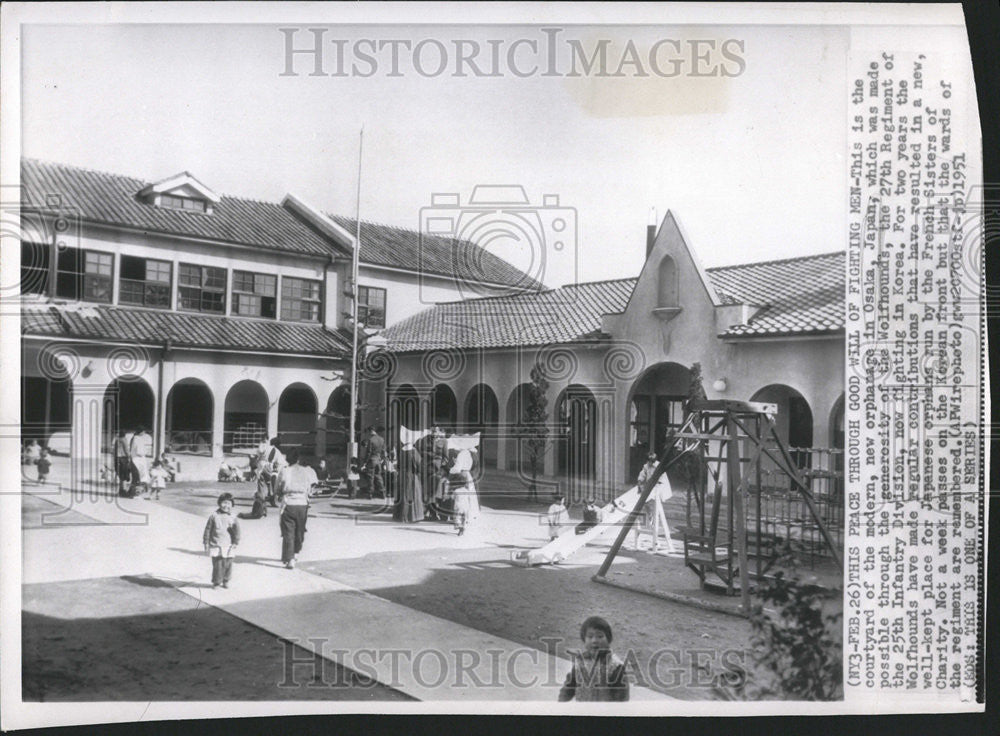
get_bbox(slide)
[511,486,643,567]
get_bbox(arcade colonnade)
[22,341,348,476]
[379,349,846,490]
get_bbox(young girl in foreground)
[558,616,629,702]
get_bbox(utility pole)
[348,127,363,468]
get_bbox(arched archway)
[431,384,458,432]
[389,384,421,444]
[324,385,352,456]
[278,383,318,457]
[626,362,691,480]
[829,394,845,450]
[505,382,534,472]
[751,384,814,469]
[556,384,597,493]
[224,380,268,453]
[102,377,155,454]
[829,393,845,500]
[22,374,72,451]
[465,384,499,469]
[166,378,214,455]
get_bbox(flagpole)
[348,127,363,470]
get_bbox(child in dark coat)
[558,616,629,702]
[203,493,241,588]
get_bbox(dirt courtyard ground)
[21,480,841,702]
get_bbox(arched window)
[657,255,678,308]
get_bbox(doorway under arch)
[625,362,691,480]
[224,380,268,453]
[465,383,499,469]
[278,383,318,457]
[556,384,597,495]
[166,378,214,455]
[102,377,155,454]
[750,384,814,469]
[431,384,458,432]
[504,382,534,473]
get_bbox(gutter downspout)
[348,128,363,468]
[156,338,172,458]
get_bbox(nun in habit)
[393,426,428,523]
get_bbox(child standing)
[558,616,629,702]
[148,460,169,500]
[36,448,51,484]
[346,457,362,499]
[203,493,241,588]
[546,494,569,541]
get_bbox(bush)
[746,558,843,700]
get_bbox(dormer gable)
[138,172,220,214]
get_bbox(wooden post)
[727,413,751,614]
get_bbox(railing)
[223,423,268,454]
[747,446,844,564]
[166,430,213,456]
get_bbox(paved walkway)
[20,474,671,702]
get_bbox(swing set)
[593,399,843,616]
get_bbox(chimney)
[646,207,658,258]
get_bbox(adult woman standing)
[128,426,151,498]
[394,427,427,523]
[276,448,316,569]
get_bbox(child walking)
[203,493,241,589]
[558,616,629,702]
[36,448,51,484]
[148,460,168,500]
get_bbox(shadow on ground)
[21,576,411,702]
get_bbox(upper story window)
[232,270,277,319]
[120,255,171,309]
[179,263,226,314]
[56,248,114,303]
[21,243,50,296]
[138,172,219,215]
[357,285,386,328]
[160,194,207,214]
[281,276,321,323]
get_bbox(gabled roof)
[22,304,352,358]
[382,278,636,352]
[21,159,336,258]
[381,251,845,351]
[137,171,221,202]
[328,215,545,291]
[705,251,844,337]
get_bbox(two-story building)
[19,159,539,480]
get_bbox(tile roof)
[329,215,544,291]
[705,251,845,337]
[21,159,541,290]
[382,251,845,350]
[382,278,636,351]
[22,303,352,358]
[21,159,337,258]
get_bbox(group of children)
[198,489,629,700]
[544,495,606,540]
